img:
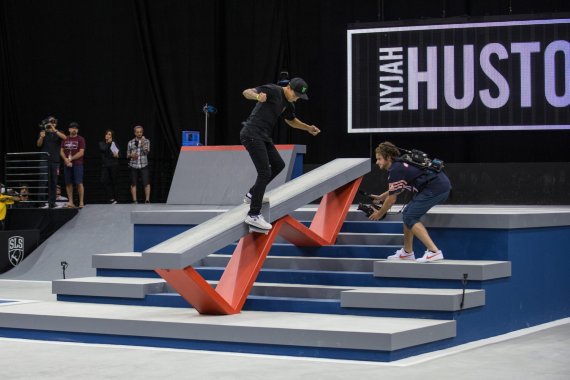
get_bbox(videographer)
[370,141,451,263]
[36,116,66,208]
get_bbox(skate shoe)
[387,248,416,261]
[416,250,444,263]
[245,214,272,230]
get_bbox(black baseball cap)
[289,77,309,100]
[69,122,79,129]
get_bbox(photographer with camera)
[36,116,67,208]
[370,142,451,263]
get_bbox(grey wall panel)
[167,145,306,205]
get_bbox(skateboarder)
[240,77,320,230]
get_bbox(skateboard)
[248,224,270,235]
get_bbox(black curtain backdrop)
[1,0,569,204]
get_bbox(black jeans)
[241,136,285,215]
[101,165,119,201]
[47,162,59,206]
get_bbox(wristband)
[256,94,260,101]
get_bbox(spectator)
[14,184,35,208]
[0,184,15,230]
[127,125,150,204]
[55,185,68,208]
[60,122,86,208]
[99,129,120,204]
[36,116,66,208]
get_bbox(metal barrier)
[3,152,50,205]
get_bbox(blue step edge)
[0,327,455,362]
[218,244,401,258]
[340,221,403,234]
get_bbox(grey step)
[53,277,166,299]
[93,252,146,270]
[131,206,404,226]
[0,301,456,351]
[93,253,377,272]
[54,276,353,300]
[200,255,376,272]
[244,282,352,299]
[275,232,404,246]
[374,260,511,281]
[335,232,403,245]
[341,287,485,311]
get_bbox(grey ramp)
[167,145,306,205]
[0,205,135,281]
[112,158,370,270]
[52,277,166,299]
[0,301,455,351]
[374,260,512,281]
[341,287,485,311]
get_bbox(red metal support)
[155,177,363,315]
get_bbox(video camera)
[39,117,57,131]
[277,71,290,87]
[356,190,386,220]
[397,147,444,172]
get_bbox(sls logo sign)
[348,18,570,133]
[8,236,24,267]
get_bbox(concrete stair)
[341,287,485,311]
[0,300,456,360]
[374,260,512,280]
[42,213,513,362]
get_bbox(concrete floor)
[0,280,569,380]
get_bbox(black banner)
[348,18,570,132]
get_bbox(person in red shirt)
[60,122,86,208]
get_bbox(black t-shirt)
[240,83,296,142]
[41,131,63,164]
[388,161,451,196]
[99,141,120,167]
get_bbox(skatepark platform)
[1,146,570,362]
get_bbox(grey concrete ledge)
[130,205,570,229]
[374,260,512,281]
[341,287,485,311]
[0,301,455,351]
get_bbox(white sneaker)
[387,248,416,261]
[243,193,269,204]
[416,250,444,263]
[245,214,272,230]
